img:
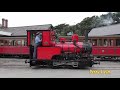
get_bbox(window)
[17,40,21,46]
[8,40,12,46]
[99,39,102,46]
[0,40,4,46]
[13,40,16,46]
[92,39,97,46]
[111,40,114,46]
[24,40,27,46]
[21,40,24,46]
[108,39,114,46]
[116,39,120,46]
[4,40,8,46]
[104,39,108,46]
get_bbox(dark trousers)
[33,42,41,59]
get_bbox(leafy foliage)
[54,12,120,36]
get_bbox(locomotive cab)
[26,24,61,66]
[27,30,57,58]
[27,30,56,47]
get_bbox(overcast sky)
[0,12,108,27]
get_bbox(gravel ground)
[0,58,120,78]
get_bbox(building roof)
[0,31,12,36]
[88,23,120,36]
[0,24,53,36]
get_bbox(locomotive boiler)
[26,25,96,68]
[55,34,92,60]
[51,34,94,68]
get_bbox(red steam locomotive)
[25,26,96,68]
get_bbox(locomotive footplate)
[28,59,52,67]
[26,59,97,68]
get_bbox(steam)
[101,17,113,26]
[90,14,114,28]
[99,14,114,26]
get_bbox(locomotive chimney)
[85,30,88,43]
[1,18,8,28]
[5,19,8,28]
[2,18,5,28]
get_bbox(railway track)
[91,66,120,70]
[0,58,120,70]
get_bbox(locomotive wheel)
[50,64,59,69]
[51,66,58,69]
[78,65,85,69]
[89,65,92,67]
[30,61,41,69]
[30,60,38,67]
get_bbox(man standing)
[33,32,42,59]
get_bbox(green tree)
[54,23,69,35]
[78,16,97,35]
[54,12,120,36]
